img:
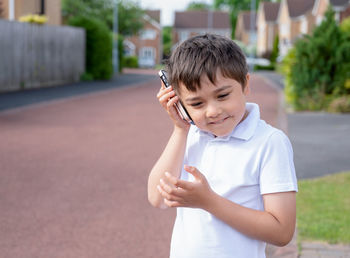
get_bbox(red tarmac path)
[0,70,294,258]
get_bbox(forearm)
[205,192,296,246]
[148,127,188,208]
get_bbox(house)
[124,10,162,68]
[256,2,280,57]
[312,0,330,25]
[173,10,231,46]
[329,0,350,22]
[0,0,61,25]
[277,0,350,57]
[277,0,316,57]
[235,11,257,47]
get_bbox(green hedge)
[282,7,350,111]
[69,16,113,80]
[122,56,138,68]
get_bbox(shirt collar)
[194,103,260,142]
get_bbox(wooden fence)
[0,19,85,92]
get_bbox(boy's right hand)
[157,83,190,131]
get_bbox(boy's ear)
[243,73,250,95]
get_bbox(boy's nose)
[206,103,222,118]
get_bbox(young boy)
[148,34,298,258]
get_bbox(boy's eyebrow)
[185,85,233,102]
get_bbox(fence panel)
[0,20,85,92]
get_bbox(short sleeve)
[259,130,298,195]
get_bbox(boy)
[148,34,298,258]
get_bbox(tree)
[162,26,172,59]
[286,6,350,110]
[214,0,252,38]
[69,16,113,80]
[214,0,279,38]
[62,0,144,36]
[186,2,211,11]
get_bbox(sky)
[138,0,213,26]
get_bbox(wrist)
[173,124,190,135]
[202,190,221,212]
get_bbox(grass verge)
[297,171,350,244]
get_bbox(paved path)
[1,69,349,257]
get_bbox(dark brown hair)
[166,34,248,93]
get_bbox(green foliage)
[162,26,172,58]
[69,16,113,80]
[80,72,94,81]
[62,0,144,36]
[270,35,279,65]
[281,48,296,107]
[122,56,138,68]
[214,0,251,38]
[340,17,350,35]
[118,34,124,72]
[328,95,350,113]
[253,64,275,71]
[214,0,279,38]
[283,6,350,111]
[187,2,211,10]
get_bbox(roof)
[145,10,160,23]
[262,1,280,22]
[287,0,316,18]
[240,11,257,30]
[174,10,231,29]
[329,0,350,7]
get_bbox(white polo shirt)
[170,103,298,258]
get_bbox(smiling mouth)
[209,116,230,125]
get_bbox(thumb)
[184,165,203,180]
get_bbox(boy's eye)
[190,102,202,107]
[218,93,229,99]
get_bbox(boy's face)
[178,70,250,137]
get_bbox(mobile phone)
[158,70,194,125]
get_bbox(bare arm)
[148,84,190,209]
[158,166,296,246]
[205,190,296,246]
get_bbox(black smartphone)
[158,70,194,125]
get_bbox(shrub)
[253,64,275,71]
[281,48,297,108]
[328,96,350,113]
[270,35,279,66]
[286,6,350,111]
[122,56,138,68]
[19,14,48,24]
[68,16,113,80]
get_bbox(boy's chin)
[205,128,233,138]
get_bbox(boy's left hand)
[157,165,214,209]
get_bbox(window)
[280,22,290,37]
[140,29,157,40]
[316,16,323,25]
[140,47,155,59]
[300,19,308,34]
[179,31,190,42]
[139,47,156,67]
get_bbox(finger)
[159,90,175,103]
[163,198,182,208]
[160,178,185,197]
[166,95,179,108]
[173,178,194,191]
[157,184,182,202]
[165,172,178,185]
[184,165,203,180]
[157,86,172,99]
